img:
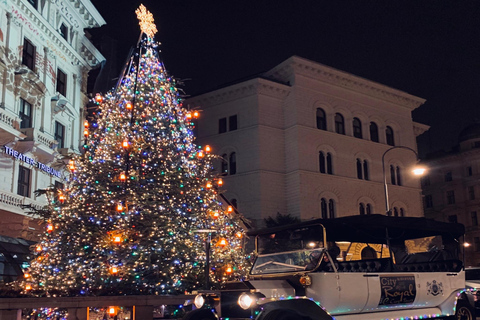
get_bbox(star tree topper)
[135,4,158,39]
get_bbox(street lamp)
[195,229,217,290]
[382,146,426,215]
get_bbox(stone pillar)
[134,305,153,320]
[67,307,88,320]
[0,309,21,320]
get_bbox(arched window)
[359,203,365,215]
[335,113,345,135]
[319,152,333,175]
[386,126,395,146]
[361,246,377,259]
[363,160,369,181]
[400,208,405,217]
[229,152,237,175]
[221,154,228,175]
[316,108,327,130]
[366,203,372,215]
[327,153,333,174]
[356,159,363,179]
[394,207,399,217]
[370,122,379,142]
[321,198,328,219]
[396,166,402,186]
[328,199,335,219]
[353,117,362,138]
[319,151,326,174]
[230,199,237,209]
[390,165,396,185]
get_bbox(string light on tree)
[18,4,250,297]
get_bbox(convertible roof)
[248,214,465,243]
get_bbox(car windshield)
[251,248,324,275]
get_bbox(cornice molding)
[264,56,426,110]
[187,78,290,107]
[10,0,104,68]
[66,0,106,28]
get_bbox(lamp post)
[382,146,426,215]
[195,229,217,290]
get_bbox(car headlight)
[194,294,206,308]
[238,292,256,310]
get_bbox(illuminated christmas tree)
[21,5,249,296]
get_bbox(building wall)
[422,130,480,266]
[187,56,428,228]
[0,0,105,240]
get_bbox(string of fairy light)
[20,4,249,297]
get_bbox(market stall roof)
[247,214,465,244]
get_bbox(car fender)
[255,297,333,320]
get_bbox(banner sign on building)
[3,146,62,178]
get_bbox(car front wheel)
[455,299,475,320]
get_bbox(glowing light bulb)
[83,129,88,136]
[226,266,233,274]
[217,238,228,247]
[206,182,212,189]
[205,145,211,153]
[95,94,102,103]
[111,267,118,274]
[197,151,204,158]
[84,120,89,128]
[36,245,42,252]
[69,160,75,171]
[59,194,65,203]
[227,206,234,213]
[193,111,199,118]
[25,284,32,290]
[116,204,123,211]
[122,140,129,148]
[47,224,54,232]
[114,236,122,243]
[120,174,126,181]
[108,307,116,315]
[186,113,192,119]
[126,101,133,109]
[217,179,223,186]
[235,232,243,238]
[212,211,220,219]
[24,273,30,278]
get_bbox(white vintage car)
[185,215,473,320]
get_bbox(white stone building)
[187,56,429,228]
[0,0,105,240]
[421,123,480,266]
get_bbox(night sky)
[88,0,480,156]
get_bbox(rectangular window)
[19,98,32,128]
[472,211,478,226]
[229,115,237,131]
[218,118,227,134]
[22,38,36,71]
[421,176,430,187]
[444,171,452,182]
[446,190,455,205]
[56,69,67,96]
[425,194,433,208]
[17,166,31,197]
[475,237,480,252]
[59,23,68,41]
[468,166,473,176]
[55,121,65,149]
[27,0,37,8]
[469,186,476,200]
[54,180,64,191]
[448,215,457,224]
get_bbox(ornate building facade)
[186,56,429,228]
[422,123,480,267]
[0,0,105,240]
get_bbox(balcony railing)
[19,128,57,150]
[0,190,45,213]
